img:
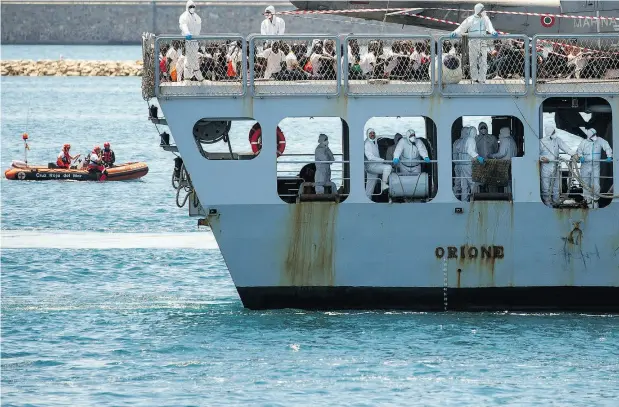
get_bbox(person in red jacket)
[87,146,108,181]
[101,142,116,168]
[56,144,80,169]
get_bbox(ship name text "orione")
[435,246,505,260]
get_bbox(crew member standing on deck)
[314,134,334,194]
[451,3,498,83]
[364,128,392,198]
[261,6,285,36]
[460,127,483,202]
[576,128,613,209]
[392,129,430,175]
[540,125,576,206]
[179,0,203,82]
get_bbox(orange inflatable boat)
[4,161,148,181]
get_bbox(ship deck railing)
[147,34,619,98]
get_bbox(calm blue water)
[2,249,619,406]
[2,47,618,406]
[1,76,194,232]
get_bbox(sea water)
[2,46,617,406]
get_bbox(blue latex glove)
[450,32,457,38]
[185,34,192,40]
[424,157,430,163]
[393,157,400,165]
[492,32,499,37]
[606,157,613,162]
[477,156,484,164]
[579,156,585,163]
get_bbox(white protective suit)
[393,130,429,175]
[576,129,613,208]
[179,0,203,81]
[489,127,517,160]
[452,3,497,83]
[539,125,575,205]
[261,6,285,35]
[460,126,480,202]
[476,122,498,158]
[364,128,392,198]
[489,127,517,194]
[315,134,334,194]
[452,127,467,199]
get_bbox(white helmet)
[264,5,275,15]
[474,3,484,15]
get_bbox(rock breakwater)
[1,60,143,76]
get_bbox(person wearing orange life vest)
[101,142,116,168]
[87,146,108,181]
[56,144,80,169]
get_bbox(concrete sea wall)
[1,1,424,45]
[1,60,143,76]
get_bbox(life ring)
[249,123,286,156]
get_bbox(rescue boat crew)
[56,144,80,169]
[101,142,116,168]
[87,146,108,181]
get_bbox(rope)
[175,163,194,208]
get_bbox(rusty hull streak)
[281,202,337,286]
[556,208,590,276]
[459,201,512,287]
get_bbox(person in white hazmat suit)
[179,0,203,82]
[576,128,613,208]
[476,122,498,158]
[460,126,484,202]
[392,129,430,175]
[451,3,498,83]
[452,127,468,200]
[261,6,285,35]
[489,127,518,160]
[488,127,518,194]
[314,133,335,194]
[539,125,576,206]
[364,128,392,198]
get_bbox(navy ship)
[141,23,618,311]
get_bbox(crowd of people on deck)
[157,1,616,85]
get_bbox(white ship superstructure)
[142,32,619,311]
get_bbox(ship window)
[363,117,437,203]
[192,119,261,160]
[451,116,524,202]
[540,97,613,209]
[276,117,350,204]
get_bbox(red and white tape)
[276,8,406,16]
[415,7,619,22]
[279,7,619,22]
[279,7,619,55]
